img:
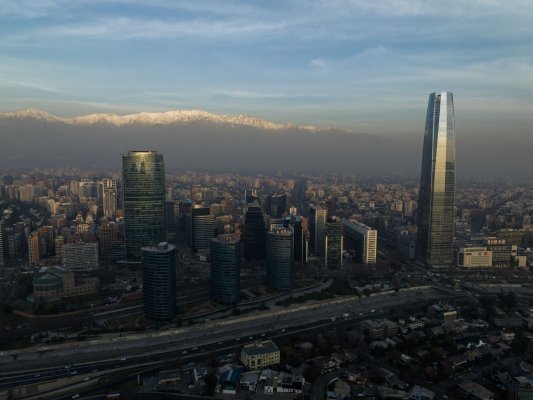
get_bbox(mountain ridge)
[0,108,334,133]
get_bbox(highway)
[0,285,464,395]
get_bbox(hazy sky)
[1,0,533,135]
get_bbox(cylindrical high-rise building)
[416,92,456,268]
[266,227,293,292]
[210,234,240,305]
[185,205,215,253]
[142,242,176,322]
[122,151,166,262]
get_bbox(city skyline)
[1,1,533,138]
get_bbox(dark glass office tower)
[266,227,293,292]
[293,217,307,265]
[266,193,287,218]
[309,204,327,257]
[325,217,343,269]
[210,234,240,305]
[186,205,215,253]
[244,203,266,261]
[122,151,166,262]
[416,92,456,268]
[142,242,176,322]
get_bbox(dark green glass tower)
[266,227,293,292]
[416,92,456,268]
[122,151,166,262]
[210,234,240,305]
[142,242,176,322]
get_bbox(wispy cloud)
[310,58,326,67]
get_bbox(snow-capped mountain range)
[0,108,324,132]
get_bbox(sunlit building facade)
[122,151,166,262]
[416,92,456,268]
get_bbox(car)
[248,336,253,340]
[72,394,80,399]
[70,371,77,375]
[370,309,375,313]
[281,328,286,333]
[83,376,91,381]
[261,333,266,337]
[182,350,188,354]
[192,346,198,351]
[120,357,127,361]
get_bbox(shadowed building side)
[142,242,176,322]
[211,234,240,305]
[266,227,293,292]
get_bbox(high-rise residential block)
[102,178,117,218]
[342,219,377,264]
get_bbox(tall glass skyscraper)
[266,227,293,292]
[122,151,166,262]
[244,203,266,261]
[210,234,240,305]
[416,92,456,268]
[142,242,176,322]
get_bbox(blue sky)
[1,0,533,135]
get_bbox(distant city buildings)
[62,241,99,272]
[416,92,456,268]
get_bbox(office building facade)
[142,242,176,322]
[325,217,343,269]
[309,205,327,257]
[416,92,456,268]
[122,151,166,262]
[342,219,377,264]
[186,205,215,253]
[244,204,266,261]
[210,234,240,305]
[266,227,293,292]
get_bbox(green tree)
[204,373,217,396]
